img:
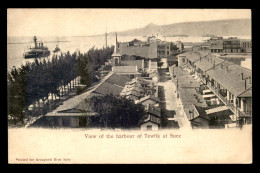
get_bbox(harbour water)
[7,35,144,71]
[7,35,252,71]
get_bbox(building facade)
[157,42,171,58]
[223,37,241,53]
[118,39,172,59]
[240,39,252,53]
[209,37,251,53]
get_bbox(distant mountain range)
[95,19,251,37]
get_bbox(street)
[158,68,192,129]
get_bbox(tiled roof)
[182,52,200,63]
[94,82,124,96]
[112,66,139,73]
[185,104,210,121]
[145,104,161,117]
[141,114,160,125]
[194,55,224,72]
[105,73,130,87]
[193,105,210,120]
[178,88,207,107]
[125,89,142,97]
[237,88,252,98]
[57,108,83,113]
[121,60,143,69]
[206,61,252,96]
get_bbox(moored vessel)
[23,36,50,59]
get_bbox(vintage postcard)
[7,8,252,164]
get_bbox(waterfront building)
[209,37,223,53]
[209,37,250,53]
[240,39,252,53]
[119,40,157,59]
[223,37,241,53]
[118,39,172,59]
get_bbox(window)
[182,58,185,63]
[147,125,152,130]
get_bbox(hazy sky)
[7,9,251,37]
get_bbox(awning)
[202,89,212,94]
[205,106,229,114]
[202,94,215,98]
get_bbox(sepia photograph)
[7,8,252,164]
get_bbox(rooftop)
[181,52,201,63]
[138,95,160,103]
[145,104,161,117]
[112,52,122,57]
[105,73,130,87]
[193,105,210,120]
[112,66,139,74]
[206,61,252,96]
[194,54,224,72]
[93,82,124,96]
[121,60,144,69]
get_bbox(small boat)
[53,45,61,53]
[24,36,50,59]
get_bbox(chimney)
[245,79,247,90]
[241,73,244,80]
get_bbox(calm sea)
[7,35,252,71]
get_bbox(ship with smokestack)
[23,36,50,59]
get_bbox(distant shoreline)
[8,41,70,45]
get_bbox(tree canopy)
[88,94,146,129]
[8,46,114,126]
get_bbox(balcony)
[206,83,251,119]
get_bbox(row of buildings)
[115,36,184,59]
[209,37,252,53]
[172,50,252,128]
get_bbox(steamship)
[23,36,50,59]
